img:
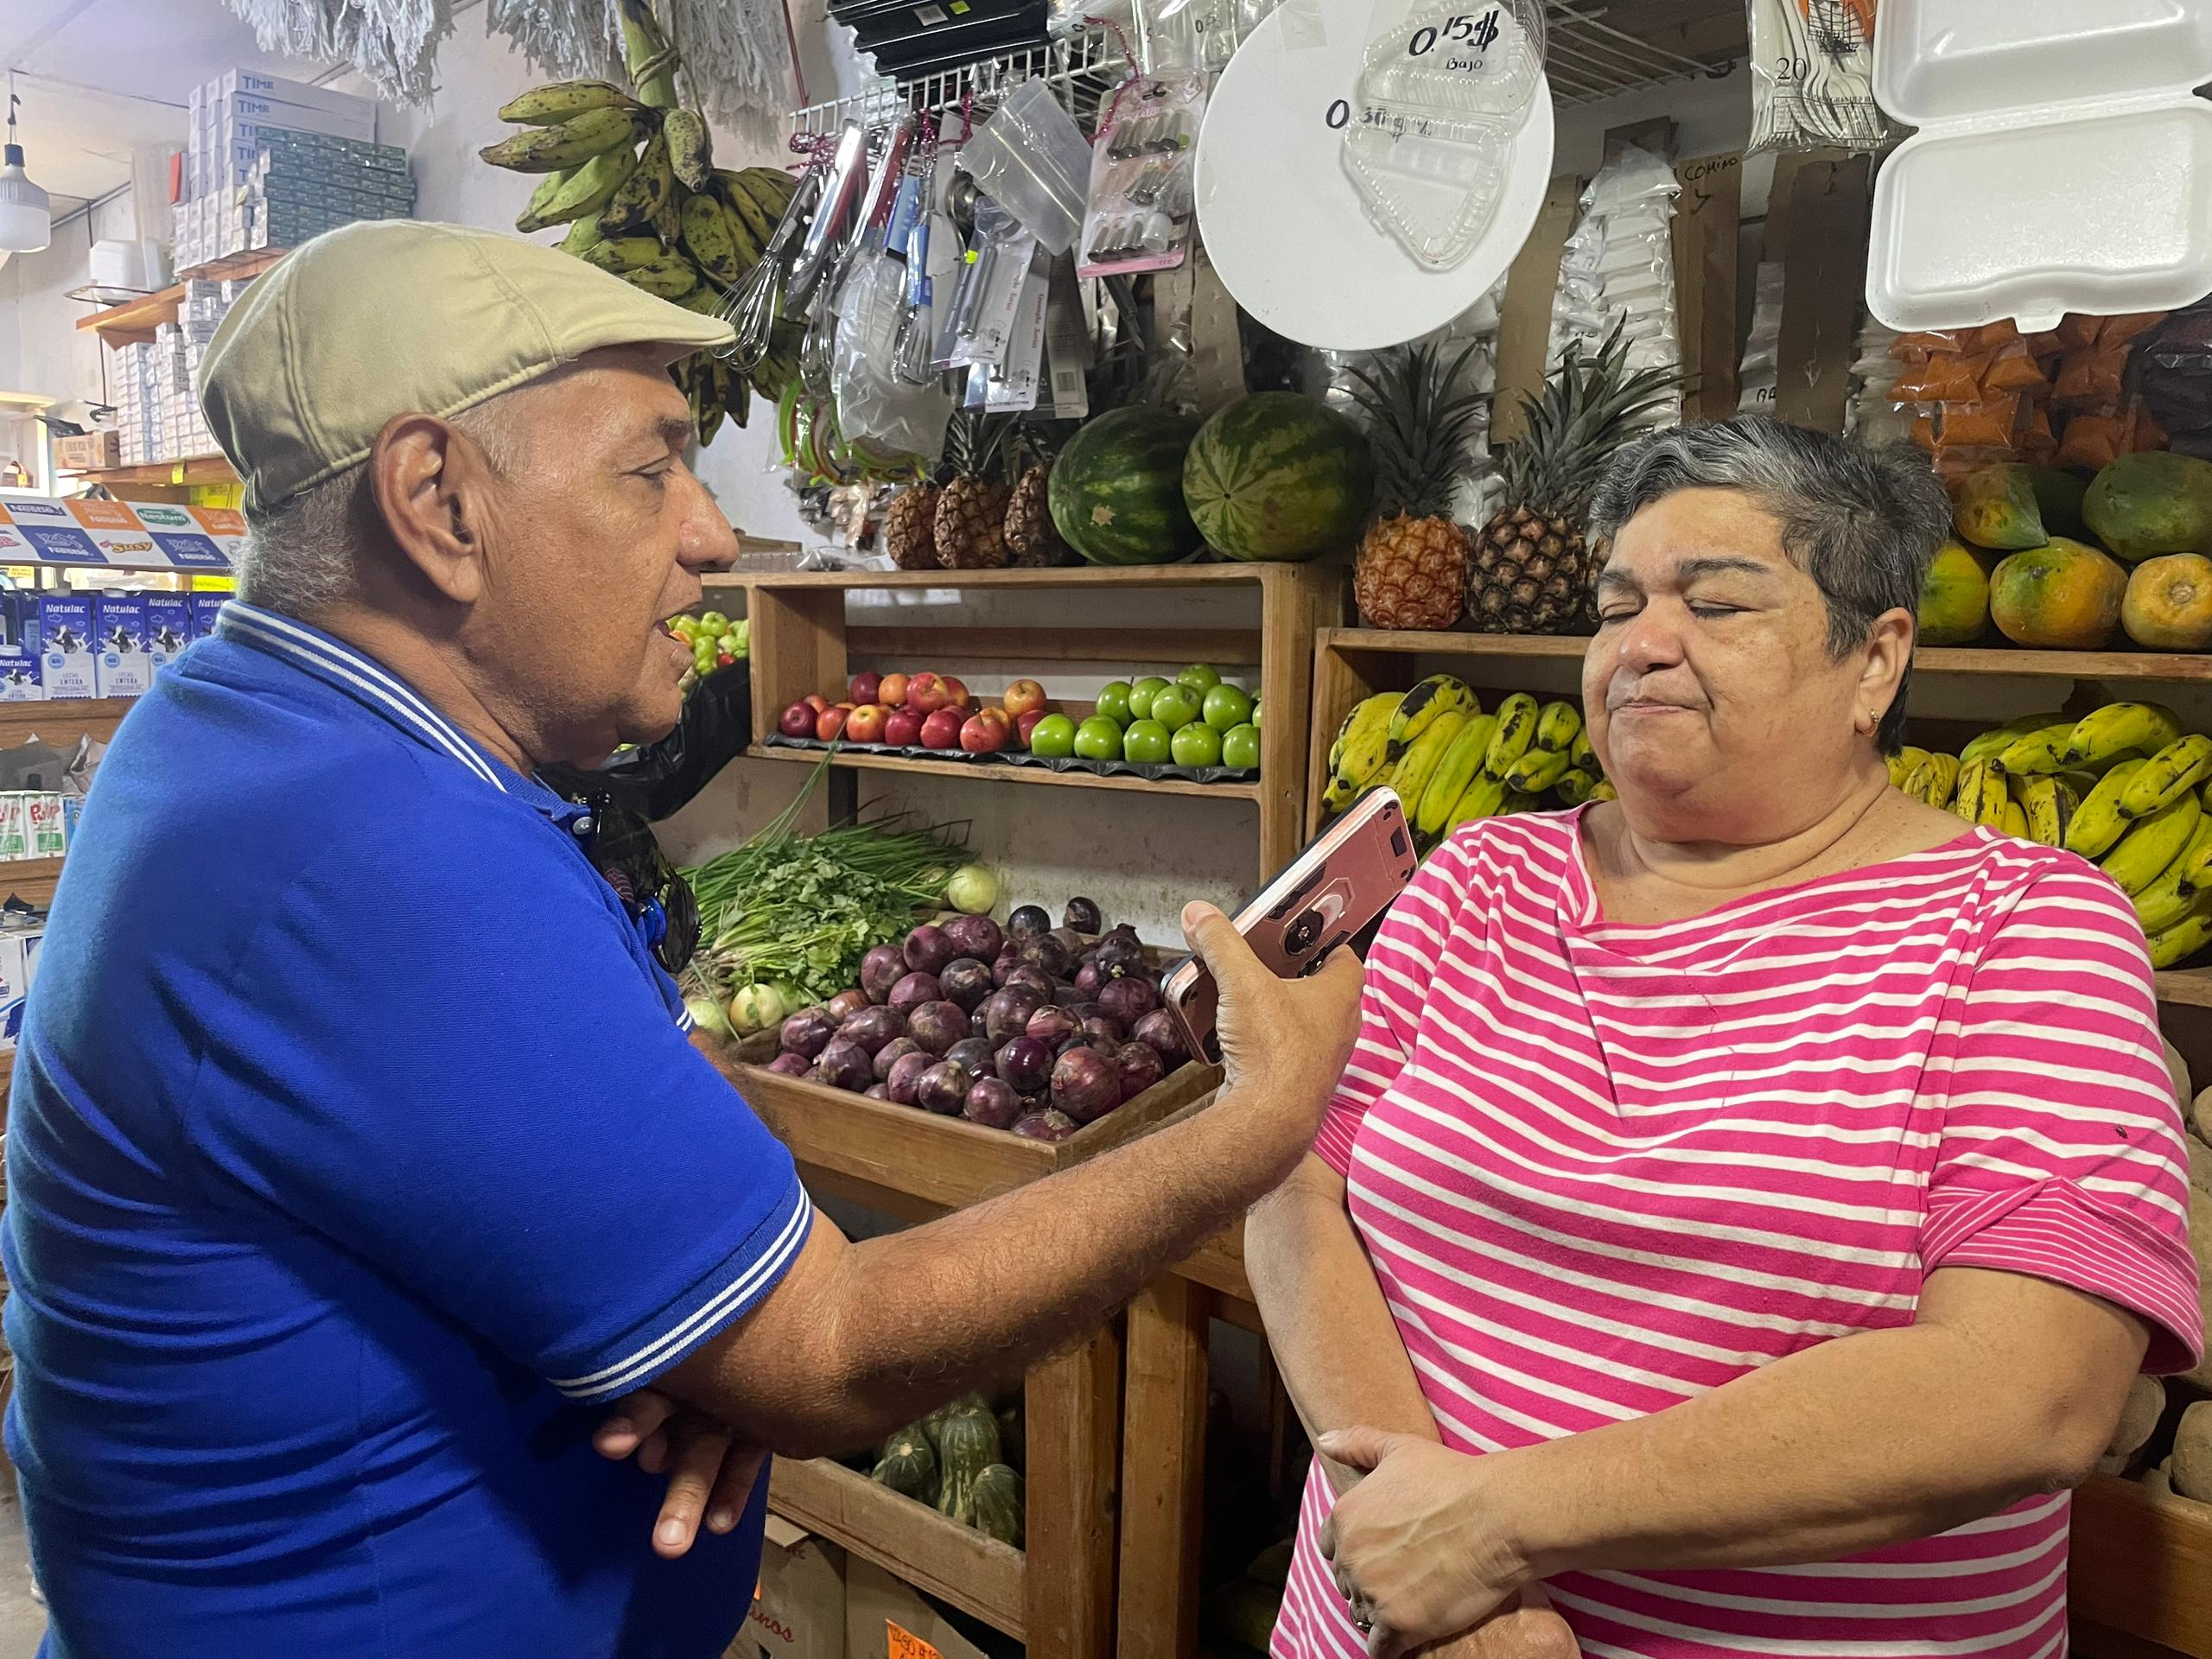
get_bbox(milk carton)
[94,593,153,698]
[189,593,230,640]
[0,922,46,1052]
[26,794,65,857]
[0,639,41,701]
[37,595,96,700]
[144,593,194,672]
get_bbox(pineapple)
[935,410,1016,570]
[1003,429,1069,567]
[1345,340,1486,632]
[883,483,943,571]
[1471,322,1683,633]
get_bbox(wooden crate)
[738,1055,1220,1211]
[731,1039,1219,1659]
[2073,1475,2212,1657]
[716,563,1340,876]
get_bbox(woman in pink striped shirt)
[1248,417,2202,1659]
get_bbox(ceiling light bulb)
[0,141,49,255]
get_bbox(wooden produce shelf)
[60,454,238,488]
[0,857,65,909]
[2072,1474,2212,1657]
[770,1456,1026,1635]
[76,251,287,344]
[1318,627,2212,683]
[743,742,1264,803]
[740,1054,1220,1213]
[732,563,1339,875]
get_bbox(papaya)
[1916,538,1993,645]
[1989,537,2126,649]
[1954,464,2046,550]
[2123,553,2212,651]
[2082,451,2212,563]
[2024,465,2089,538]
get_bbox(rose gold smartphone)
[1161,788,1419,1065]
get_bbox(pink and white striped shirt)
[1275,809,2202,1659]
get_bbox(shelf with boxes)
[175,69,413,274]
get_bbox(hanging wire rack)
[790,1,1735,137]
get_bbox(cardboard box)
[36,596,95,700]
[95,593,152,698]
[213,69,376,124]
[736,1516,849,1659]
[217,92,376,143]
[842,1561,990,1659]
[55,431,120,472]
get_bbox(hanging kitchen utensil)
[719,168,821,372]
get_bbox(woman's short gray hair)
[1587,416,1950,753]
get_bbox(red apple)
[817,705,849,741]
[1016,709,1048,744]
[920,707,966,750]
[779,702,817,738]
[804,694,830,715]
[879,671,911,708]
[975,705,1012,735]
[944,676,972,709]
[885,708,925,747]
[849,671,883,705]
[846,702,889,743]
[960,712,1010,753]
[1002,678,1047,719]
[906,672,950,715]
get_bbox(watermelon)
[1049,409,1204,565]
[1183,392,1375,563]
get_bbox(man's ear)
[365,412,501,605]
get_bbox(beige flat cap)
[200,219,733,513]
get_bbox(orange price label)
[887,1620,944,1659]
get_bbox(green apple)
[1122,718,1173,764]
[1094,680,1135,726]
[1201,683,1255,732]
[1171,721,1224,767]
[1147,683,1200,731]
[1128,675,1172,721]
[1176,663,1222,695]
[1027,712,1079,758]
[1074,715,1124,760]
[1220,722,1261,770]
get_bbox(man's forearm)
[1247,1158,1439,1495]
[683,1082,1303,1456]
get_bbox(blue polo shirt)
[3,601,812,1659]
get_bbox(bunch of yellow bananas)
[1321,676,1611,852]
[480,29,804,445]
[1892,701,2212,966]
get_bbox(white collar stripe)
[219,607,508,793]
[230,603,481,752]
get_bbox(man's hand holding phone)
[1179,899,1363,1160]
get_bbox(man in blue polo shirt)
[3,221,1363,1659]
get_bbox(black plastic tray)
[761,732,1259,786]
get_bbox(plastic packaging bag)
[1548,142,1681,428]
[958,78,1091,254]
[1746,0,1893,155]
[2138,301,2212,459]
[833,250,955,461]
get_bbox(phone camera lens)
[1285,908,1324,955]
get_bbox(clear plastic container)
[1866,0,2212,332]
[957,78,1091,255]
[1340,0,1544,270]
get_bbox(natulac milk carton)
[38,594,96,700]
[95,592,153,698]
[144,593,194,673]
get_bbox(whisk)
[717,169,821,372]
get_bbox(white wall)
[0,192,143,416]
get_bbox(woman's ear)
[365,412,501,606]
[1856,608,1915,738]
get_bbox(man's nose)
[678,494,741,574]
